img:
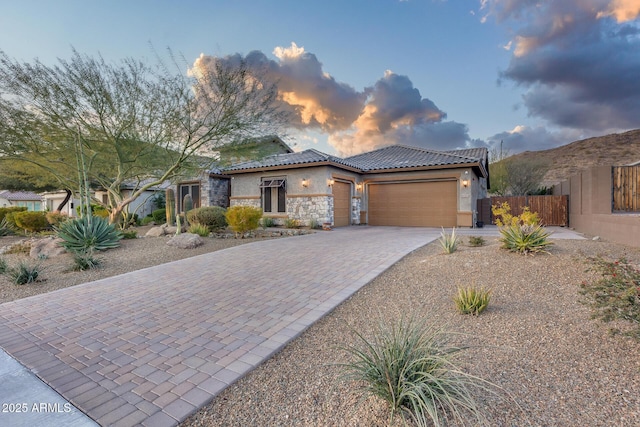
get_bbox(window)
[16,201,42,211]
[178,183,201,212]
[260,178,286,213]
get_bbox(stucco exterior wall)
[554,166,640,248]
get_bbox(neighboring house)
[172,136,294,213]
[0,190,43,211]
[41,191,81,217]
[224,144,489,228]
[94,180,170,219]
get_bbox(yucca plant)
[499,223,553,254]
[439,227,460,254]
[454,286,491,315]
[55,216,122,253]
[187,223,210,237]
[0,217,13,236]
[7,261,41,285]
[340,317,492,427]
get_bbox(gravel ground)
[1,231,639,426]
[180,237,640,427]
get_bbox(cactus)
[183,194,193,227]
[175,214,181,235]
[166,188,175,226]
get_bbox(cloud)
[483,0,640,134]
[486,124,593,154]
[192,43,474,156]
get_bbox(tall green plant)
[166,188,175,226]
[56,216,122,253]
[183,194,193,227]
[340,317,492,427]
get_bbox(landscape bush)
[284,218,300,229]
[13,211,49,233]
[261,217,276,229]
[187,223,210,237]
[151,208,166,223]
[340,316,491,426]
[225,206,262,237]
[493,203,552,254]
[0,206,27,222]
[439,227,460,254]
[72,252,101,271]
[467,236,485,247]
[141,215,155,226]
[55,216,122,253]
[45,211,69,227]
[186,206,227,231]
[580,257,640,339]
[7,261,41,285]
[454,286,491,315]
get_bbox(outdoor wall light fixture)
[302,178,309,188]
[461,171,470,188]
[327,179,335,187]
[356,183,363,191]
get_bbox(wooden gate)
[477,195,569,226]
[613,166,640,212]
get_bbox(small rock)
[166,233,204,249]
[592,236,601,241]
[30,237,66,258]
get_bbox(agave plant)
[439,227,460,254]
[454,286,492,315]
[55,216,122,253]
[0,217,13,236]
[499,223,553,254]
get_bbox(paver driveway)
[0,226,442,426]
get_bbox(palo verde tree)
[489,141,549,196]
[0,48,287,224]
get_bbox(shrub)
[72,252,101,271]
[340,317,491,426]
[45,211,69,227]
[186,206,227,231]
[187,223,210,237]
[439,227,460,254]
[55,216,122,253]
[498,224,553,254]
[13,211,49,233]
[454,286,491,315]
[580,257,640,339]
[121,230,137,239]
[225,206,262,237]
[492,202,539,227]
[284,218,300,229]
[467,236,485,247]
[261,217,276,229]
[308,218,321,229]
[0,217,13,236]
[151,208,166,223]
[141,215,155,226]
[0,206,27,222]
[7,261,41,285]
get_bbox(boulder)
[166,233,204,249]
[145,226,166,237]
[30,237,66,258]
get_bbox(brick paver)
[0,227,441,425]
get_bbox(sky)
[1,0,639,157]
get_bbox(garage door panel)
[333,181,351,227]
[369,181,457,227]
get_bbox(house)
[172,136,294,212]
[94,180,170,219]
[224,144,489,227]
[0,190,43,211]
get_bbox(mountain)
[505,129,640,186]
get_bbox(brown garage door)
[368,181,457,227]
[333,181,351,227]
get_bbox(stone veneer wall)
[229,198,261,209]
[206,177,230,208]
[351,197,361,225]
[286,196,333,226]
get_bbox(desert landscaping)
[1,228,639,426]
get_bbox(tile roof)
[344,145,486,172]
[0,190,42,201]
[224,144,487,174]
[225,149,359,171]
